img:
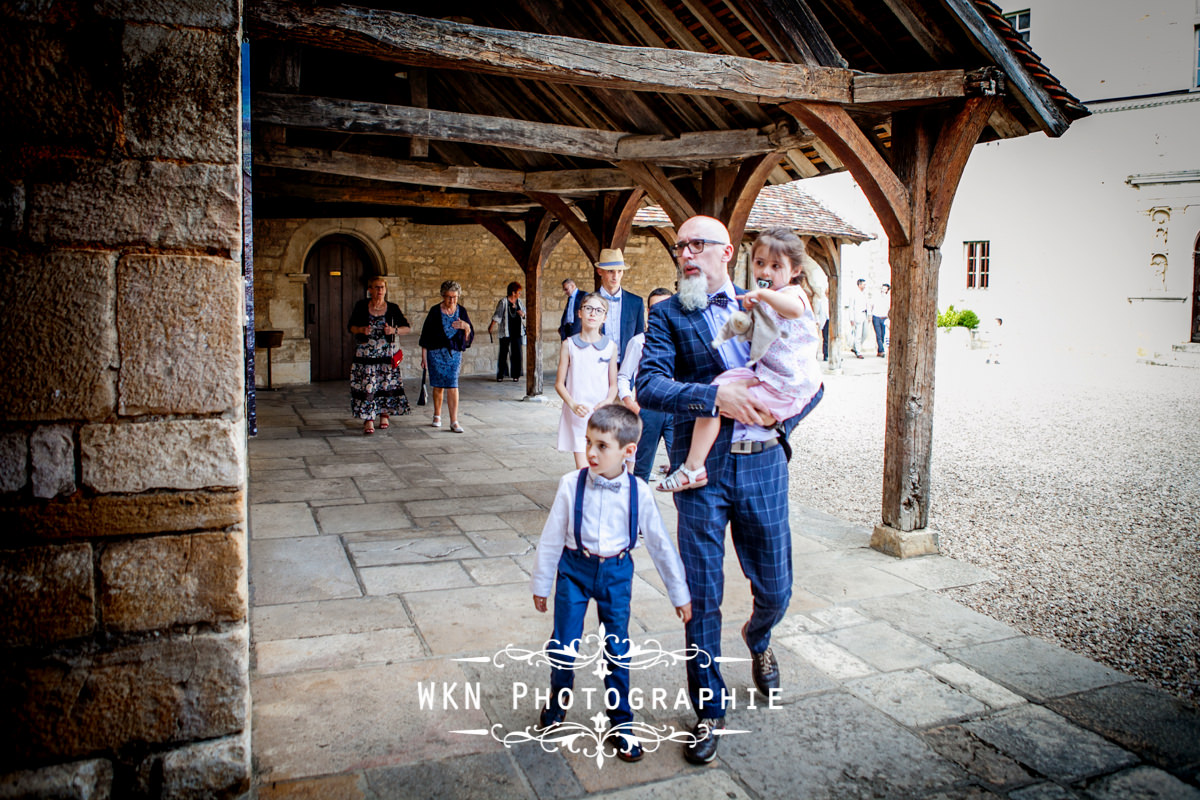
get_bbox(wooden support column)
[784,98,997,557]
[808,236,843,371]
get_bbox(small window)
[965,241,990,289]
[1004,10,1031,43]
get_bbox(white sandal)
[431,415,442,428]
[449,421,464,433]
[657,465,708,493]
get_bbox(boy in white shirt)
[531,404,692,762]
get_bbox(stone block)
[0,489,244,539]
[0,628,248,766]
[871,524,940,557]
[249,537,361,606]
[0,758,113,800]
[134,731,250,800]
[1079,766,1200,800]
[845,669,988,728]
[31,425,75,498]
[0,250,117,421]
[117,255,243,415]
[923,724,1035,791]
[0,431,27,493]
[95,0,238,28]
[0,20,121,151]
[0,544,93,647]
[81,419,242,493]
[952,636,1132,702]
[28,160,239,252]
[121,24,238,161]
[100,532,245,633]
[1045,681,1200,772]
[965,704,1138,784]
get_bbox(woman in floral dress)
[348,276,411,434]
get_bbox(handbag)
[391,348,403,369]
[417,367,428,406]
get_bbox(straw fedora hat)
[595,248,628,270]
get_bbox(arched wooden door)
[305,234,371,382]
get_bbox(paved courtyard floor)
[247,376,1200,800]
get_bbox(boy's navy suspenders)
[572,468,638,556]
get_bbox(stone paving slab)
[952,636,1133,702]
[253,660,499,783]
[1079,765,1200,799]
[928,661,1028,711]
[825,620,944,670]
[252,475,362,504]
[252,596,414,641]
[1044,681,1200,773]
[251,536,361,606]
[359,561,476,595]
[316,501,413,534]
[719,692,967,800]
[348,535,481,567]
[872,553,997,590]
[251,501,320,539]
[965,704,1139,784]
[255,627,425,675]
[845,668,989,728]
[857,590,1021,650]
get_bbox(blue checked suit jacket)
[635,295,723,421]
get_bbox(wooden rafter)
[527,192,600,262]
[615,161,696,228]
[725,153,786,247]
[782,101,911,245]
[925,95,1001,246]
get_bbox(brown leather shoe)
[742,622,780,695]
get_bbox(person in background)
[594,248,644,366]
[558,278,583,340]
[872,283,890,358]
[616,288,674,481]
[849,278,869,359]
[348,276,411,435]
[418,280,473,433]
[488,281,526,382]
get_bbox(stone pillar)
[0,2,249,797]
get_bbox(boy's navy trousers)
[546,547,635,726]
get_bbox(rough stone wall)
[0,3,249,798]
[252,217,677,386]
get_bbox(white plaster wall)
[937,0,1200,357]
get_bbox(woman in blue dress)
[418,280,474,433]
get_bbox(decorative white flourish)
[489,720,745,769]
[478,623,712,673]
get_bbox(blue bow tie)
[707,293,731,308]
[593,476,623,493]
[601,290,620,302]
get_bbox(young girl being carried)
[555,292,619,469]
[660,227,824,492]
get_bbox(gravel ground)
[787,345,1200,707]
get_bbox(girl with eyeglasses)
[555,292,619,469]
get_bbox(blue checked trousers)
[673,428,792,718]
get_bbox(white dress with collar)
[557,334,617,452]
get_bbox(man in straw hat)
[594,247,644,366]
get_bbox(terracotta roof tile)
[633,181,874,243]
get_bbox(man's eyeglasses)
[580,305,606,315]
[670,239,728,257]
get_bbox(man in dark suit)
[636,215,791,766]
[558,278,582,341]
[594,248,644,365]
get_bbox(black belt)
[730,437,780,455]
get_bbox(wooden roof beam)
[247,0,854,104]
[256,145,642,193]
[254,93,818,162]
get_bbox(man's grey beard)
[677,272,708,312]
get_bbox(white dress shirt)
[617,334,645,401]
[601,288,624,357]
[530,470,692,608]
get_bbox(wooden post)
[871,109,942,557]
